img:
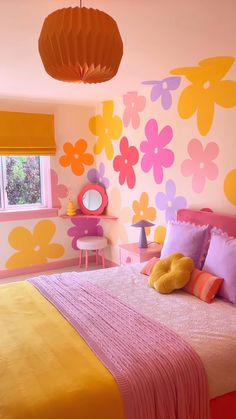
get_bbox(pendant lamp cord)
[80,0,82,7]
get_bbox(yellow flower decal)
[171,56,236,136]
[132,192,156,236]
[89,101,123,160]
[6,220,64,269]
[104,188,131,245]
[154,225,166,244]
[224,169,236,206]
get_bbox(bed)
[0,209,236,419]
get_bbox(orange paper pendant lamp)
[38,7,123,84]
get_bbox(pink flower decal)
[51,169,68,208]
[123,91,146,129]
[113,137,139,189]
[181,139,219,193]
[140,119,174,184]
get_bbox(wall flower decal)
[6,220,64,269]
[68,218,103,250]
[59,139,94,176]
[51,169,68,208]
[132,192,156,236]
[181,139,219,193]
[113,136,139,189]
[171,56,236,136]
[87,162,110,189]
[154,225,166,244]
[155,179,187,222]
[104,188,131,245]
[123,91,146,129]
[89,100,123,160]
[224,169,236,206]
[140,118,174,184]
[142,77,181,109]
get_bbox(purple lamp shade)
[131,220,155,248]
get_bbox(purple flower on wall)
[142,77,181,109]
[87,162,110,189]
[140,119,174,184]
[155,179,187,222]
[51,169,68,208]
[68,218,103,250]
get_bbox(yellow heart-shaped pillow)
[148,252,194,294]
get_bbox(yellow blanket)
[0,281,123,419]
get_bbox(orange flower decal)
[60,139,94,176]
[132,192,156,236]
[6,220,64,269]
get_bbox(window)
[0,156,50,211]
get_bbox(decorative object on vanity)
[38,4,123,83]
[131,220,155,248]
[76,236,108,271]
[119,242,162,265]
[77,183,108,216]
[149,253,194,294]
[66,199,77,216]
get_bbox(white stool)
[76,236,108,271]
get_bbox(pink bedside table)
[119,242,163,265]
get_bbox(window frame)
[0,155,52,213]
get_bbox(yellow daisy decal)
[89,100,123,160]
[132,192,156,236]
[171,56,236,136]
[6,220,64,269]
[104,188,132,245]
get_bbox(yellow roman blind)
[0,111,56,155]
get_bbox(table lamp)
[131,220,155,248]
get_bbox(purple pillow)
[161,221,210,269]
[203,231,236,305]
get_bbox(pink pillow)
[141,257,159,276]
[161,221,211,269]
[184,268,223,303]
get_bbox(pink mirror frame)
[77,184,108,216]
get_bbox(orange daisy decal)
[60,139,94,176]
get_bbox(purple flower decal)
[140,119,175,184]
[68,218,103,250]
[142,76,181,109]
[87,162,110,189]
[51,169,68,208]
[155,179,187,222]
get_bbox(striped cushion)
[184,268,223,303]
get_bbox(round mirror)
[77,184,108,216]
[82,189,102,211]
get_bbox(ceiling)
[0,0,235,104]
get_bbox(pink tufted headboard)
[177,209,236,237]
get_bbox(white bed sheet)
[77,263,236,399]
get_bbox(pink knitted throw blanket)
[30,273,209,419]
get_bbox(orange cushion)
[184,268,223,303]
[140,257,159,276]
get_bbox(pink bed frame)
[177,208,236,419]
